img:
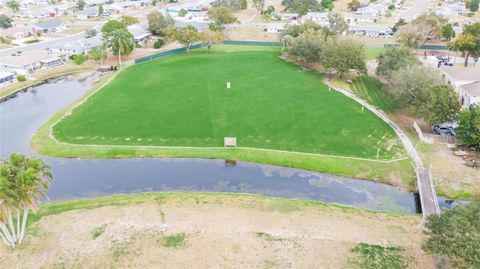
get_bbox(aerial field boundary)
[32,44,416,187]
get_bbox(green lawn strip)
[52,47,404,159]
[33,121,415,186]
[350,75,400,113]
[365,47,385,60]
[0,66,94,99]
[28,192,420,226]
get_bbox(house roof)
[127,24,150,37]
[34,19,64,30]
[440,66,480,83]
[79,7,99,16]
[0,49,61,66]
[174,21,209,31]
[461,81,480,96]
[303,12,328,19]
[0,72,14,78]
[0,26,30,36]
[352,24,392,32]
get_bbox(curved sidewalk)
[324,80,440,217]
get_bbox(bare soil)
[0,195,434,268]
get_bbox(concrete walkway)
[324,80,440,218]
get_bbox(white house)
[41,57,64,69]
[264,23,285,33]
[437,1,465,16]
[301,12,329,26]
[77,7,99,19]
[0,50,62,72]
[0,72,15,86]
[352,24,392,37]
[32,19,66,33]
[440,66,480,108]
[278,12,298,21]
[0,26,32,39]
[128,23,151,42]
[460,81,480,108]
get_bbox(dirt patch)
[0,195,433,268]
[419,143,480,199]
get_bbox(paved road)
[0,7,156,57]
[400,0,433,22]
[324,80,440,218]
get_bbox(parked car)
[433,124,454,136]
[448,126,456,136]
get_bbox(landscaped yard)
[52,45,404,160]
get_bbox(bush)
[178,8,188,17]
[17,75,26,82]
[73,54,86,65]
[154,39,165,49]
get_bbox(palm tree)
[110,29,133,66]
[0,153,53,248]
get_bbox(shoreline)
[0,66,95,100]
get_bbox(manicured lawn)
[52,45,403,159]
[365,47,385,59]
[350,75,400,113]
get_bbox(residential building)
[460,81,480,108]
[41,57,64,69]
[0,50,62,72]
[0,72,15,86]
[301,12,329,26]
[0,26,32,40]
[128,23,151,42]
[264,23,285,33]
[440,66,480,108]
[77,7,100,19]
[32,19,66,33]
[351,24,392,37]
[278,12,298,21]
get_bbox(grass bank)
[30,192,418,225]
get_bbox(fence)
[134,40,282,64]
[134,42,207,64]
[384,44,449,50]
[413,121,460,145]
[223,40,281,46]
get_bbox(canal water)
[0,74,459,214]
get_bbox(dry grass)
[0,193,433,268]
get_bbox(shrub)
[178,8,188,17]
[73,54,86,65]
[154,38,165,49]
[17,75,26,82]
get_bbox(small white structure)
[0,72,15,86]
[301,12,329,25]
[264,23,285,33]
[41,57,64,69]
[226,81,231,89]
[460,81,480,108]
[224,137,237,147]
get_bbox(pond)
[0,74,459,214]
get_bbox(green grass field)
[350,75,400,113]
[365,47,385,60]
[52,45,403,160]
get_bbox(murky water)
[0,75,460,213]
